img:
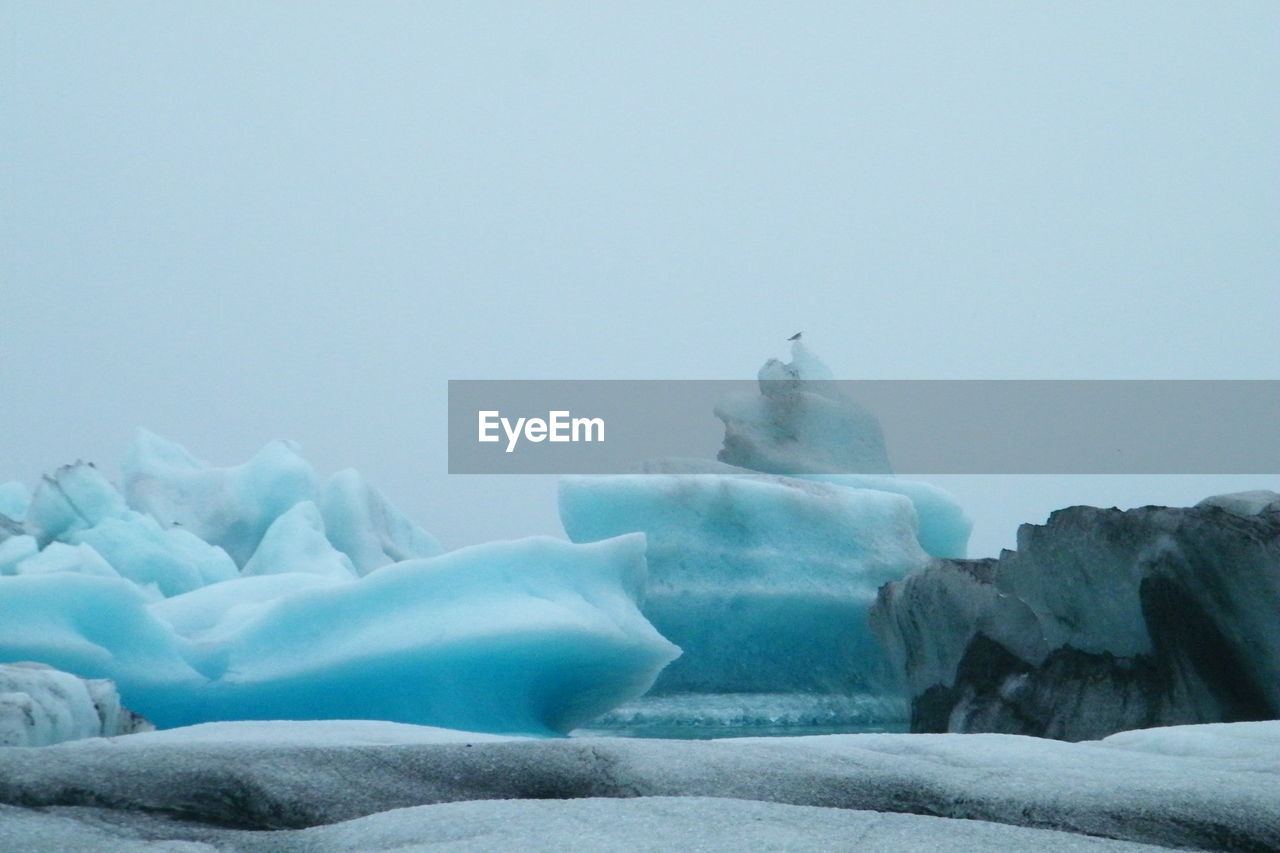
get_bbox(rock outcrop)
[870,492,1280,740]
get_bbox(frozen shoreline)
[1,719,1275,851]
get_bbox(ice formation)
[715,340,892,476]
[561,474,927,704]
[0,480,30,523]
[320,468,444,573]
[558,342,969,728]
[871,494,1280,739]
[0,662,152,747]
[0,432,677,735]
[0,718,1273,851]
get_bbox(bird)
[787,331,802,341]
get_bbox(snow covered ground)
[0,719,1274,851]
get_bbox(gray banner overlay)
[448,380,1280,474]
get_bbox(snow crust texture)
[871,496,1280,740]
[0,719,1272,851]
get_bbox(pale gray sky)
[3,2,1277,557]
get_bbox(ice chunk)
[638,458,970,559]
[23,462,127,546]
[802,474,970,558]
[1195,489,1280,517]
[64,511,238,596]
[0,534,38,575]
[320,469,443,574]
[869,558,1049,698]
[0,480,30,523]
[560,474,926,720]
[197,534,677,734]
[0,662,152,747]
[715,341,892,475]
[14,541,120,580]
[122,429,320,566]
[871,501,1280,739]
[150,572,346,647]
[2,535,677,735]
[0,573,205,713]
[241,501,357,580]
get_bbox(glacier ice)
[149,571,348,645]
[0,534,38,575]
[0,480,31,523]
[0,662,152,747]
[14,458,241,597]
[557,342,968,728]
[184,534,677,734]
[0,797,1180,852]
[0,718,1272,851]
[320,468,443,573]
[65,511,239,596]
[560,472,929,725]
[12,541,119,580]
[123,429,320,567]
[0,433,678,735]
[635,457,970,560]
[1195,488,1280,517]
[0,534,676,734]
[715,340,892,476]
[871,497,1280,739]
[24,463,126,547]
[241,501,357,580]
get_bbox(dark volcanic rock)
[870,492,1280,740]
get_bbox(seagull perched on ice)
[787,331,802,341]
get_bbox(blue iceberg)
[560,342,970,730]
[0,434,678,735]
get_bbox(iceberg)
[23,462,126,547]
[0,434,678,735]
[558,342,968,729]
[561,474,926,706]
[11,541,120,580]
[714,340,892,476]
[0,480,30,523]
[871,495,1280,740]
[14,459,240,597]
[0,534,38,575]
[0,534,676,734]
[320,468,443,574]
[65,510,240,596]
[0,662,152,747]
[123,429,320,567]
[241,501,358,580]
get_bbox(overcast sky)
[4,2,1277,557]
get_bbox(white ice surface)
[0,720,1272,851]
[0,797,1174,853]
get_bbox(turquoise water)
[572,721,910,740]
